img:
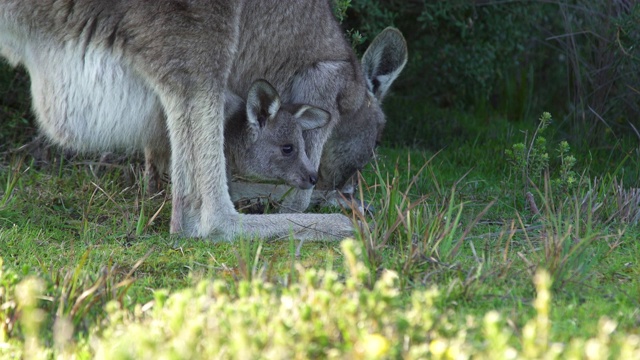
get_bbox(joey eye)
[281,144,294,156]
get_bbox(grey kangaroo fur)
[146,79,330,193]
[317,28,408,193]
[0,0,406,240]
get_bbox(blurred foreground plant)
[2,240,640,359]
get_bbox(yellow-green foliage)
[2,240,640,359]
[505,112,579,195]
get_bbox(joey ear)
[246,79,281,128]
[223,91,244,121]
[361,27,408,100]
[293,105,331,131]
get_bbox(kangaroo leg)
[109,1,240,236]
[144,144,170,195]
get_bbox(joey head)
[145,79,329,192]
[225,79,329,190]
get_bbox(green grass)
[1,89,640,357]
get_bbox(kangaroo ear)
[292,105,331,131]
[246,79,281,129]
[361,27,408,101]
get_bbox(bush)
[343,1,553,112]
[342,0,640,142]
[552,1,640,135]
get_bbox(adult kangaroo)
[0,0,405,240]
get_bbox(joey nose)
[309,174,318,186]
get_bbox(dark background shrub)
[342,0,640,144]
